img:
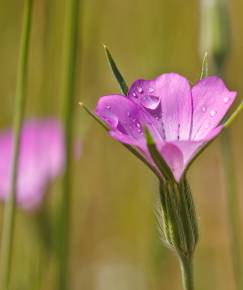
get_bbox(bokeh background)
[0,0,243,289]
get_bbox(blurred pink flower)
[0,119,66,210]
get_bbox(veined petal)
[191,76,237,140]
[169,125,223,179]
[96,95,161,147]
[128,73,192,141]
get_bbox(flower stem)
[180,257,194,290]
[57,0,80,289]
[0,1,33,289]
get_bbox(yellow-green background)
[0,0,243,289]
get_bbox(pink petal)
[168,125,224,180]
[128,73,193,141]
[160,143,184,182]
[191,76,237,140]
[96,95,161,148]
[0,119,66,211]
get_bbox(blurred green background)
[0,0,243,289]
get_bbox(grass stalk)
[57,0,80,289]
[0,0,33,288]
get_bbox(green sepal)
[144,127,175,183]
[223,101,243,128]
[103,45,129,95]
[79,102,108,131]
[158,178,198,260]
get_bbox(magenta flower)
[96,73,236,182]
[0,119,65,210]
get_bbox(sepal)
[144,127,175,183]
[158,178,198,260]
[103,45,128,95]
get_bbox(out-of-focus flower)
[0,119,66,210]
[96,73,236,182]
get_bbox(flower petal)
[0,119,65,210]
[128,73,192,141]
[160,143,184,182]
[191,76,237,140]
[96,95,161,148]
[170,125,223,177]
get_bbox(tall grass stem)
[0,0,33,288]
[200,0,243,288]
[57,0,80,289]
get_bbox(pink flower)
[0,119,65,210]
[96,73,237,182]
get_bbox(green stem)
[180,257,194,290]
[57,0,80,289]
[0,1,33,289]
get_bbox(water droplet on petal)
[127,112,131,117]
[201,106,206,112]
[106,105,111,110]
[141,95,160,110]
[103,113,119,128]
[209,109,217,117]
[223,96,230,103]
[136,122,141,128]
[148,87,154,93]
[132,92,137,98]
[137,86,143,93]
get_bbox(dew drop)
[106,105,111,110]
[209,109,217,117]
[132,92,137,98]
[148,87,154,93]
[141,95,160,110]
[223,96,230,103]
[136,122,141,128]
[127,112,131,117]
[201,106,206,112]
[137,86,143,93]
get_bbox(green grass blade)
[58,0,80,289]
[0,0,33,288]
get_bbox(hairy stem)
[180,257,194,290]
